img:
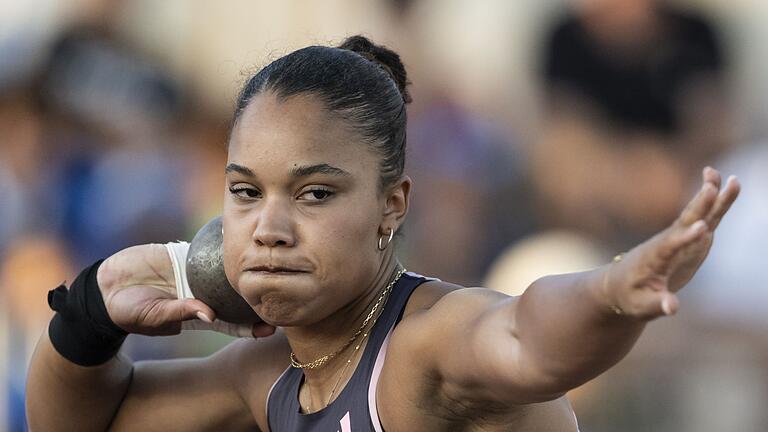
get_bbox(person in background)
[535,0,731,248]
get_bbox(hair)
[231,35,412,189]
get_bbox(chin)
[253,293,309,326]
[237,282,306,324]
[236,272,334,324]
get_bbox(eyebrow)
[225,163,351,178]
[290,163,351,178]
[225,163,256,177]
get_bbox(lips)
[245,264,309,274]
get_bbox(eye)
[229,184,261,200]
[298,188,335,202]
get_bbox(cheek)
[221,205,252,289]
[311,203,381,277]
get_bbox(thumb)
[164,298,217,324]
[659,292,680,316]
[129,298,217,336]
[631,290,680,320]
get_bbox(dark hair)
[232,35,412,189]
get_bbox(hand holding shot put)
[95,220,273,339]
[27,36,740,432]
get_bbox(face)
[222,93,407,326]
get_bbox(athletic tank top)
[266,272,431,432]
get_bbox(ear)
[380,176,411,233]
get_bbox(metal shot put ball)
[186,216,262,324]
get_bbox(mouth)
[245,265,309,275]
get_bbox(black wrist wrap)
[47,260,128,366]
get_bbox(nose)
[251,197,296,248]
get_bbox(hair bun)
[338,35,412,104]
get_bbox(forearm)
[27,256,134,431]
[513,264,645,392]
[26,331,133,431]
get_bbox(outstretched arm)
[397,167,740,406]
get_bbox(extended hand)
[604,167,740,320]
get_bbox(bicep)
[108,346,258,432]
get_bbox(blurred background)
[1,0,766,430]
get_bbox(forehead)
[228,93,378,175]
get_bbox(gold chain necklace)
[290,267,406,370]
[305,327,373,413]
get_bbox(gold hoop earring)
[377,228,394,251]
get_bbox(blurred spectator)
[0,90,40,253]
[0,235,73,431]
[385,1,536,286]
[0,6,195,429]
[403,92,533,286]
[534,0,732,249]
[37,21,187,266]
[545,0,724,142]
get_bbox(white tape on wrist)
[164,241,194,300]
[166,241,253,338]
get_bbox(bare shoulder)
[401,279,516,328]
[392,280,518,369]
[386,280,514,383]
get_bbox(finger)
[252,322,276,338]
[166,298,216,323]
[706,175,741,229]
[660,292,680,316]
[182,318,255,338]
[213,320,255,338]
[623,289,679,320]
[678,181,718,226]
[181,319,212,331]
[143,298,215,335]
[657,220,708,264]
[702,166,721,190]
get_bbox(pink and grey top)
[266,272,431,432]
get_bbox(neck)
[284,251,401,386]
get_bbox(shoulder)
[663,6,722,50]
[663,5,717,33]
[212,330,291,430]
[402,278,514,323]
[395,279,517,361]
[542,12,591,79]
[377,280,521,428]
[396,280,517,355]
[546,11,584,47]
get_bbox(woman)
[27,36,740,431]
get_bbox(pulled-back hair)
[232,35,412,189]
